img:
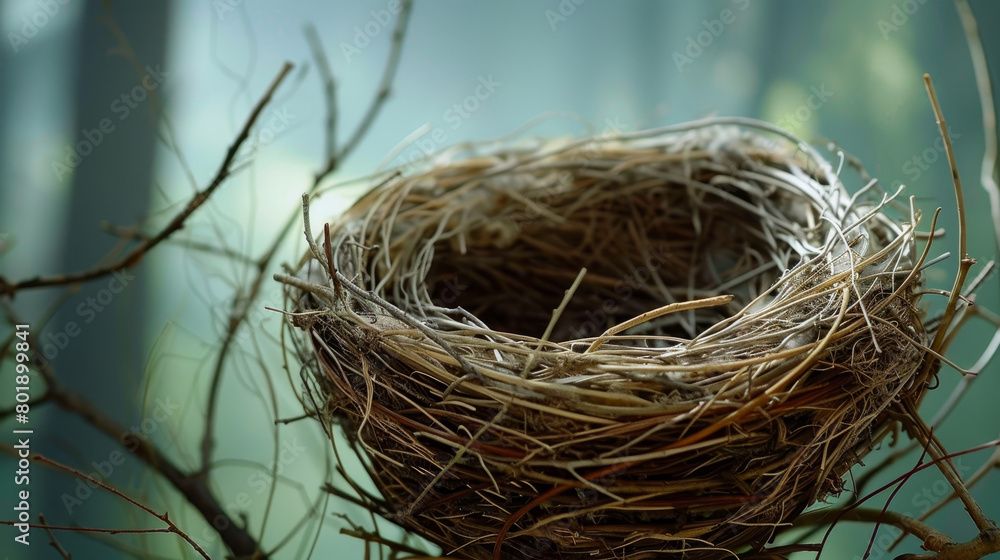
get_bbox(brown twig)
[0,521,175,536]
[99,220,257,265]
[895,429,1000,555]
[842,508,952,552]
[904,75,992,538]
[305,24,338,173]
[334,0,413,167]
[916,74,975,385]
[801,437,1000,559]
[895,528,1000,560]
[0,61,293,296]
[39,513,73,560]
[901,400,994,533]
[198,4,413,474]
[339,528,433,558]
[33,454,211,560]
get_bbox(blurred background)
[1,1,998,559]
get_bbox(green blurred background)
[1,1,998,559]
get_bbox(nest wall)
[285,121,932,559]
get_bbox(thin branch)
[897,429,1000,555]
[797,507,952,552]
[100,220,257,265]
[33,455,211,560]
[903,400,993,532]
[39,513,73,560]
[915,74,975,388]
[339,528,432,558]
[863,440,937,558]
[335,0,413,166]
[305,24,338,174]
[809,436,1000,560]
[895,528,1000,560]
[0,62,293,296]
[0,521,175,536]
[953,0,1000,258]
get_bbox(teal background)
[1,1,998,559]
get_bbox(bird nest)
[280,119,934,559]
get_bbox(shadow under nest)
[281,120,933,559]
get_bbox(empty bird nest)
[278,118,939,559]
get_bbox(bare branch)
[334,0,413,167]
[953,0,1000,257]
[0,62,294,296]
[39,513,73,560]
[34,455,211,560]
[99,220,257,265]
[305,24,338,173]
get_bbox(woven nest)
[282,119,934,559]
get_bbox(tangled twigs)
[900,75,996,548]
[199,0,412,475]
[799,437,1000,560]
[0,60,297,558]
[0,62,294,297]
